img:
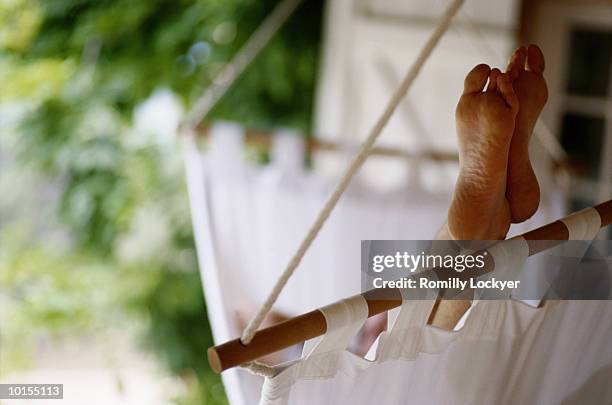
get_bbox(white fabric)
[261,300,612,405]
[190,122,453,317]
[258,232,612,405]
[302,295,369,359]
[184,123,453,404]
[534,207,604,303]
[508,191,566,308]
[561,208,602,241]
[476,236,530,300]
[183,132,261,405]
[183,122,580,404]
[376,299,437,362]
[487,237,530,272]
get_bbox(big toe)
[507,46,527,80]
[526,44,545,74]
[464,64,490,94]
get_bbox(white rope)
[240,0,466,345]
[182,0,303,129]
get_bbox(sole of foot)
[505,44,548,223]
[449,64,518,240]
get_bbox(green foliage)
[0,226,121,370]
[3,0,322,127]
[1,0,322,404]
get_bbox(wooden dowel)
[189,125,459,163]
[207,199,612,373]
[207,289,402,373]
[182,124,580,176]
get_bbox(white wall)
[314,0,520,192]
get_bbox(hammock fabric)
[183,122,573,404]
[259,300,612,405]
[180,1,610,403]
[183,122,460,403]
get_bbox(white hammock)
[179,1,605,403]
[184,122,456,403]
[183,122,578,404]
[261,299,612,405]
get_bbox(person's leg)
[430,64,519,329]
[505,44,548,222]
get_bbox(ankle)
[449,186,509,240]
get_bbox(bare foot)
[431,66,518,330]
[448,64,518,240]
[505,45,548,223]
[435,56,543,329]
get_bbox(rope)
[182,0,303,129]
[240,0,466,345]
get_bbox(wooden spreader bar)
[192,125,459,162]
[207,199,612,373]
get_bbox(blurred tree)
[0,0,323,403]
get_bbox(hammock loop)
[241,361,277,378]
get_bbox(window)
[559,24,611,221]
[566,28,612,97]
[560,113,605,180]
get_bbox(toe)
[487,68,501,92]
[526,44,545,74]
[498,73,519,114]
[464,64,491,94]
[506,46,527,80]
